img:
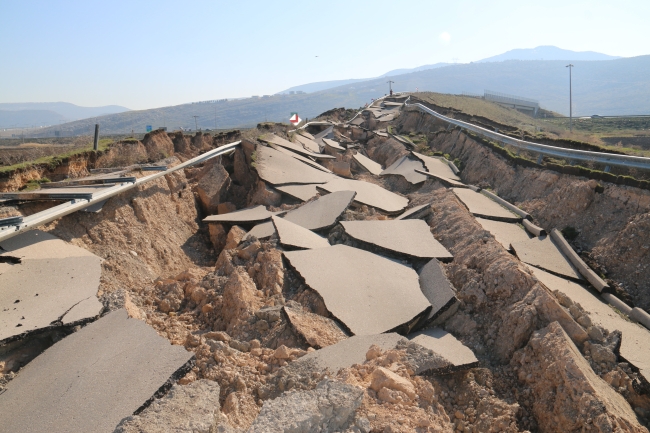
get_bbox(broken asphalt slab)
[415,169,468,188]
[352,152,383,175]
[418,258,459,324]
[244,221,275,241]
[114,380,221,433]
[254,145,336,186]
[293,333,455,376]
[530,266,650,389]
[411,151,461,181]
[282,190,356,231]
[408,328,479,372]
[0,230,102,344]
[318,178,408,214]
[340,219,453,260]
[380,154,427,185]
[271,216,330,250]
[452,188,520,222]
[475,217,531,251]
[267,142,333,173]
[259,133,335,160]
[0,309,194,433]
[283,245,431,335]
[275,184,319,202]
[322,138,345,152]
[396,203,431,220]
[203,205,275,224]
[511,236,583,281]
[293,133,321,153]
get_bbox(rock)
[274,345,293,359]
[218,202,237,214]
[222,268,262,331]
[283,304,348,349]
[369,367,416,400]
[591,343,617,364]
[237,241,261,261]
[114,380,220,433]
[366,345,383,361]
[249,180,281,207]
[225,226,246,250]
[588,326,605,342]
[209,223,228,251]
[196,158,231,215]
[248,379,364,432]
[511,322,645,432]
[577,314,593,328]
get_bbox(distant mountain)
[0,102,130,127]
[478,46,620,63]
[379,63,451,77]
[0,110,66,129]
[278,63,451,94]
[34,55,650,136]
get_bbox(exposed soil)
[3,110,650,432]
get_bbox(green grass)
[0,138,113,174]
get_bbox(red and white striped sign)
[289,112,301,125]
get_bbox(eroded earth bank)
[1,100,650,433]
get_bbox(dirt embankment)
[0,129,241,193]
[398,110,650,313]
[8,123,649,431]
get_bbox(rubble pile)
[1,97,649,432]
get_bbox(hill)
[36,55,650,136]
[0,102,130,127]
[477,45,620,62]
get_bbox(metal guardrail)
[404,98,650,171]
[0,141,241,242]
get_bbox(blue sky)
[1,0,648,109]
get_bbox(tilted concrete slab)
[275,184,320,202]
[415,169,468,188]
[272,216,330,250]
[267,142,332,173]
[0,309,194,433]
[0,230,102,344]
[283,245,431,335]
[319,178,408,214]
[353,152,383,175]
[377,113,397,122]
[476,217,531,251]
[530,266,650,386]
[511,236,583,281]
[418,259,458,323]
[322,138,345,152]
[380,155,427,185]
[313,125,334,141]
[349,117,365,126]
[340,220,453,260]
[203,205,274,224]
[412,152,461,181]
[244,221,275,241]
[255,145,336,186]
[283,190,356,231]
[259,133,335,160]
[452,188,520,222]
[293,133,321,153]
[409,328,479,371]
[396,203,431,220]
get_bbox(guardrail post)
[536,154,543,165]
[604,165,611,173]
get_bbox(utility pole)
[193,115,199,131]
[566,64,574,132]
[387,80,394,96]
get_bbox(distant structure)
[484,90,539,116]
[460,90,540,116]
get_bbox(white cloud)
[439,32,451,44]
